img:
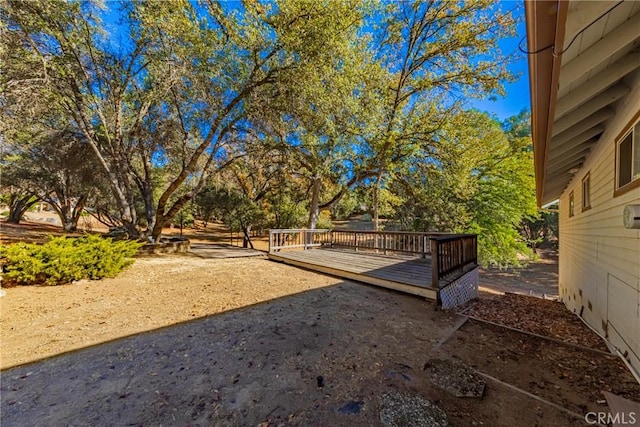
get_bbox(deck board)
[268,248,438,300]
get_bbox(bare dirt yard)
[1,254,340,369]
[478,249,559,298]
[2,220,639,426]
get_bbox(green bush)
[316,211,334,230]
[0,235,143,285]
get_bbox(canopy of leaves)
[391,110,537,267]
[1,0,371,239]
[1,0,535,267]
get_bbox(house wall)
[558,71,640,377]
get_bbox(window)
[615,115,640,196]
[582,173,591,211]
[569,191,575,217]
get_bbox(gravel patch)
[379,391,449,427]
[425,358,486,398]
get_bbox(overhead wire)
[517,0,626,57]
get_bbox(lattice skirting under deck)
[439,267,479,309]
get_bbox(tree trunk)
[61,196,88,232]
[71,196,87,231]
[137,179,156,238]
[7,206,24,224]
[307,178,321,229]
[372,171,383,232]
[49,194,88,233]
[62,219,77,232]
[150,192,195,242]
[56,204,75,232]
[150,216,166,243]
[7,195,38,224]
[242,225,254,249]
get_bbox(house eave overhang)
[526,1,640,206]
[525,0,569,207]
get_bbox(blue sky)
[470,2,531,120]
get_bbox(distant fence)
[250,229,269,238]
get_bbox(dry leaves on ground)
[464,293,609,351]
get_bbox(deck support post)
[430,238,440,288]
[354,233,358,252]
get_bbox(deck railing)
[269,229,331,252]
[330,230,448,257]
[430,234,478,287]
[268,229,478,289]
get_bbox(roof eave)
[525,0,569,207]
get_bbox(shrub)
[316,211,333,230]
[0,235,143,285]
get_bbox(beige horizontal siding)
[558,71,640,375]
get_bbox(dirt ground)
[1,278,597,427]
[435,319,640,415]
[2,219,639,426]
[465,293,608,351]
[0,254,342,369]
[478,249,559,298]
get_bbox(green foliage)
[194,186,220,227]
[2,0,375,240]
[196,185,266,233]
[266,191,307,229]
[171,205,195,228]
[365,0,517,229]
[373,187,404,220]
[3,0,531,260]
[520,205,559,250]
[315,211,333,230]
[0,235,142,286]
[332,191,364,220]
[391,111,537,267]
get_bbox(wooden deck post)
[383,233,387,255]
[430,238,439,288]
[354,232,358,252]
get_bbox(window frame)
[614,111,640,197]
[569,191,575,217]
[582,172,591,211]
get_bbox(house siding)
[558,72,640,376]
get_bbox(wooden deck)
[268,248,438,300]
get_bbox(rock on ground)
[379,391,449,427]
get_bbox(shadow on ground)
[189,242,266,259]
[2,280,592,426]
